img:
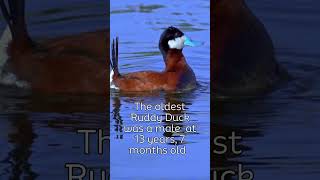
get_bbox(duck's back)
[7,30,108,94]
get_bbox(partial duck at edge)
[0,0,108,94]
[212,0,289,96]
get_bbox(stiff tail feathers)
[110,37,120,90]
[110,37,120,76]
[0,0,33,48]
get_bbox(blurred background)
[213,1,320,179]
[0,1,108,179]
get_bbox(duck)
[0,0,108,94]
[212,0,289,96]
[110,26,199,92]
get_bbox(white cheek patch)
[168,35,185,50]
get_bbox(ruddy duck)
[213,0,289,96]
[110,27,199,92]
[0,0,107,94]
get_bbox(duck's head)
[159,26,201,60]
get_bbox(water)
[213,1,320,179]
[0,1,108,179]
[110,0,210,179]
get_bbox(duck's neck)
[159,43,169,63]
[164,49,187,72]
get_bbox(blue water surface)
[110,0,210,179]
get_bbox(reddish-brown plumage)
[7,30,109,94]
[0,0,109,94]
[112,49,196,92]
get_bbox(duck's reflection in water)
[110,86,210,178]
[112,95,123,140]
[2,113,38,179]
[162,93,191,146]
[111,90,197,146]
[0,92,109,179]
[211,97,276,180]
